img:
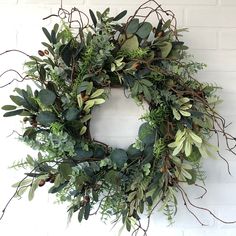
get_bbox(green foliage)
[1,3,229,235]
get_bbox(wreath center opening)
[89,88,149,149]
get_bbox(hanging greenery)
[1,1,236,235]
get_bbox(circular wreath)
[1,1,236,235]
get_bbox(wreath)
[1,1,236,235]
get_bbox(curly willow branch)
[176,183,236,225]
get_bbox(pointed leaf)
[42,27,52,43]
[184,141,192,157]
[92,98,105,105]
[113,10,127,21]
[179,110,191,117]
[189,131,202,144]
[90,89,104,99]
[172,108,181,120]
[3,109,24,117]
[2,105,17,111]
[84,203,91,220]
[89,9,97,27]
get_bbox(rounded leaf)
[126,18,139,34]
[136,22,152,39]
[121,35,139,51]
[36,111,57,126]
[110,149,128,168]
[127,144,142,159]
[38,89,56,106]
[65,107,80,121]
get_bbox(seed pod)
[83,195,90,204]
[38,179,46,187]
[38,50,45,57]
[50,176,55,183]
[44,50,49,55]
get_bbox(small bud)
[44,50,49,55]
[38,179,46,187]
[38,50,45,57]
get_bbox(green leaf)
[184,141,192,157]
[78,207,85,222]
[142,86,152,102]
[94,146,105,159]
[48,181,68,194]
[3,109,24,117]
[172,108,181,120]
[121,35,139,51]
[136,22,152,39]
[84,203,91,220]
[65,107,80,121]
[76,148,93,159]
[172,142,184,156]
[187,169,197,185]
[113,10,127,21]
[80,114,92,123]
[90,89,104,99]
[126,18,139,34]
[42,27,52,43]
[189,131,202,144]
[58,163,72,180]
[140,79,153,87]
[36,111,57,126]
[186,146,201,162]
[92,98,106,105]
[181,168,192,180]
[127,144,142,159]
[39,66,46,82]
[2,105,17,111]
[77,81,89,94]
[89,9,97,27]
[80,126,87,135]
[10,95,25,106]
[38,89,56,106]
[159,42,172,58]
[77,94,84,108]
[179,110,191,117]
[110,149,128,168]
[84,100,95,112]
[126,218,131,232]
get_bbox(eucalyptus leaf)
[159,42,172,58]
[65,107,80,121]
[126,18,139,34]
[136,22,152,39]
[121,35,139,51]
[36,111,57,126]
[110,149,128,168]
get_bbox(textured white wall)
[0,0,236,236]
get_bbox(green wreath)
[1,1,236,235]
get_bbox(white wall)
[0,0,236,236]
